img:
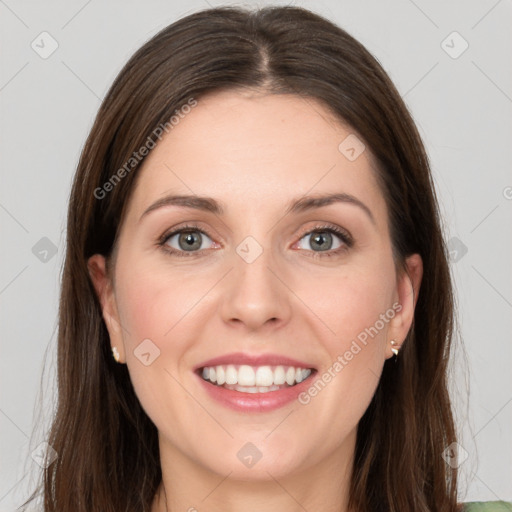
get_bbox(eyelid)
[159,221,216,242]
[157,221,353,257]
[294,222,353,247]
[157,222,218,254]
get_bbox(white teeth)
[296,367,307,383]
[238,365,255,386]
[200,364,312,389]
[285,366,296,386]
[225,364,237,385]
[274,366,286,385]
[255,366,274,387]
[216,365,225,385]
[224,384,282,393]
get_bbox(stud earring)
[390,339,400,357]
[112,346,120,363]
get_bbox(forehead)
[125,90,386,222]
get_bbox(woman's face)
[89,90,422,482]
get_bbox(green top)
[463,502,512,511]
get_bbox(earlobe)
[385,253,423,360]
[87,254,125,363]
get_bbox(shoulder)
[461,501,512,511]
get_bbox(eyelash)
[157,222,354,260]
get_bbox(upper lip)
[194,352,316,371]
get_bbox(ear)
[87,253,126,363]
[385,253,423,359]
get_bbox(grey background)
[1,0,511,509]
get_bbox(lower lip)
[195,370,317,412]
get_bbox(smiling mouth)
[196,364,316,394]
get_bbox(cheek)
[295,261,395,346]
[114,266,198,431]
[292,260,395,427]
[112,264,191,395]
[115,261,203,346]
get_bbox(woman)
[21,5,512,512]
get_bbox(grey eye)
[297,230,343,252]
[166,230,214,252]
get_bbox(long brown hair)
[21,5,460,511]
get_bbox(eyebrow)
[139,192,376,225]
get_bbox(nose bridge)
[220,232,291,330]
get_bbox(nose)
[219,242,292,332]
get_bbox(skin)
[88,89,422,512]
